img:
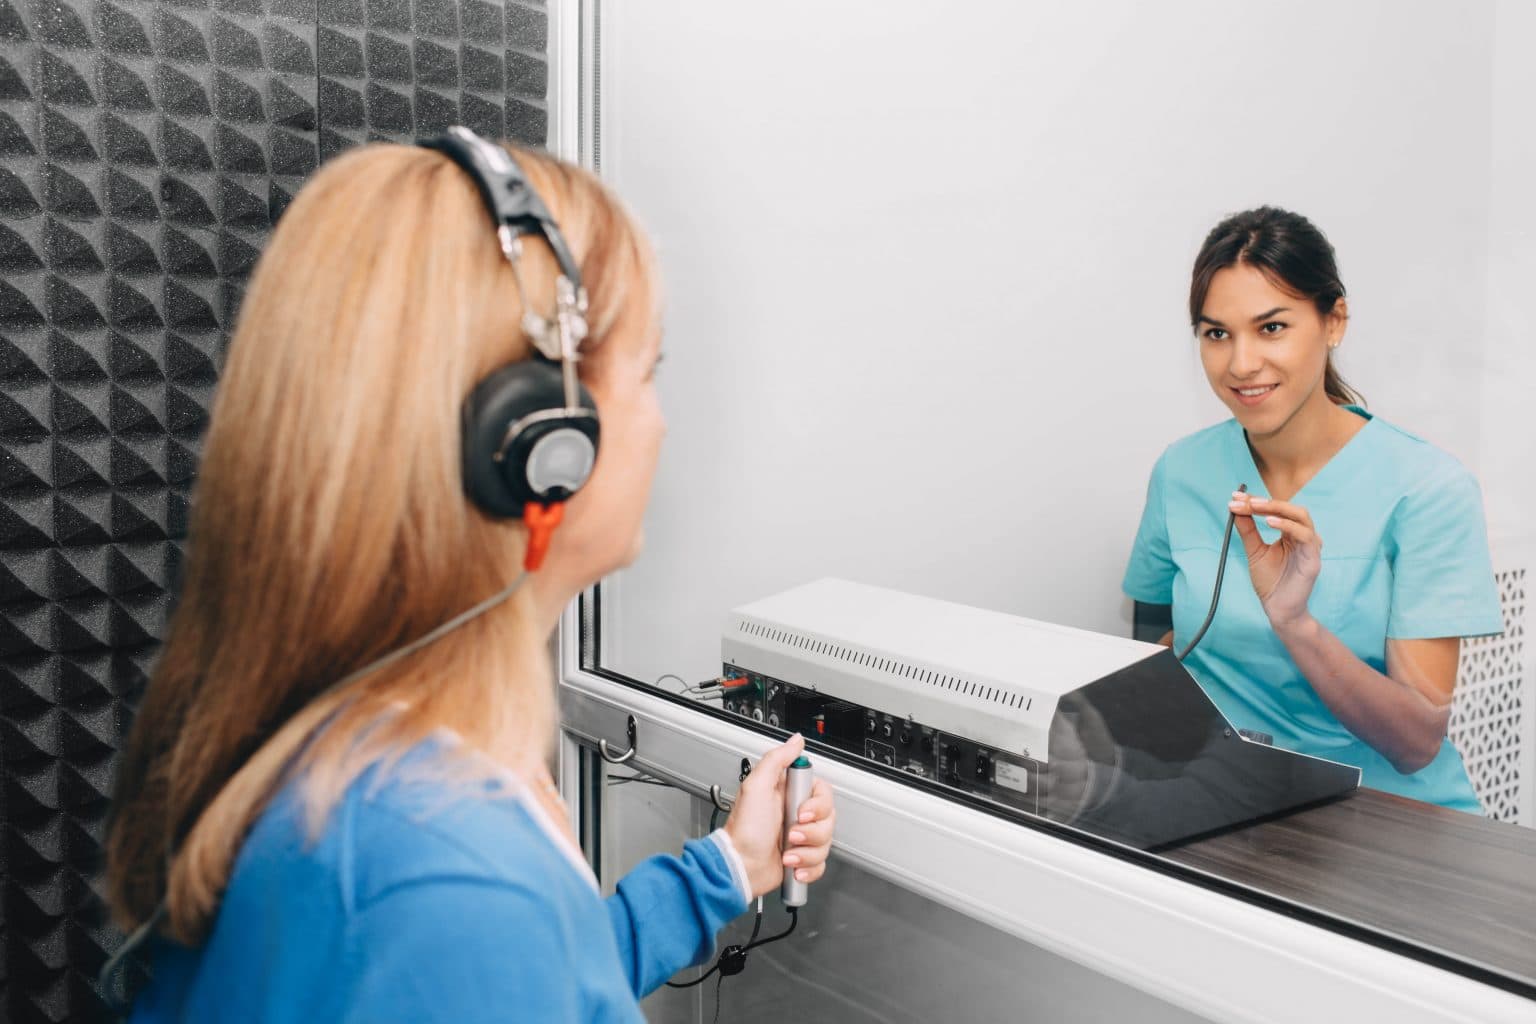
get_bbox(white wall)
[1480,0,1536,824]
[1481,0,1536,567]
[594,0,1518,687]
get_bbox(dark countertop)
[1162,788,1536,992]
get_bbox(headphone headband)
[421,125,589,410]
[419,126,603,524]
[419,126,583,289]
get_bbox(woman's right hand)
[1230,492,1323,631]
[722,734,836,898]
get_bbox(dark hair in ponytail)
[1189,206,1363,407]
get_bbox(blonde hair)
[105,141,657,944]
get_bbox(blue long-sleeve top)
[130,735,753,1022]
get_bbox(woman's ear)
[1326,297,1349,349]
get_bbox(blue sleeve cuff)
[1386,612,1506,640]
[705,829,755,907]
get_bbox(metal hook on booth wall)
[599,715,638,765]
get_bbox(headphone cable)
[666,905,798,990]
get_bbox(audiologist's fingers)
[1246,497,1314,529]
[1232,507,1267,558]
[1261,513,1319,550]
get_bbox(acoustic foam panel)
[0,0,546,1017]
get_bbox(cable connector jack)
[717,945,749,977]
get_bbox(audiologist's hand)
[1230,492,1322,630]
[723,734,836,898]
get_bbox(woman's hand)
[1229,492,1322,631]
[722,734,836,898]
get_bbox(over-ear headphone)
[419,127,600,548]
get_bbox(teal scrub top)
[1123,408,1502,813]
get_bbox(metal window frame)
[544,6,1532,1020]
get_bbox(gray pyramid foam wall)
[0,0,547,1018]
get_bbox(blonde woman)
[105,132,835,1021]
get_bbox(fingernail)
[788,830,805,844]
[1265,516,1282,526]
[783,853,801,866]
[798,811,814,823]
[795,869,809,882]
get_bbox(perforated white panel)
[1450,569,1529,823]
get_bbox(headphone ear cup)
[463,360,601,519]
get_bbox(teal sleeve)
[1123,453,1176,604]
[1386,466,1504,639]
[605,836,749,998]
[344,878,581,1023]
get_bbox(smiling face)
[1196,262,1348,440]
